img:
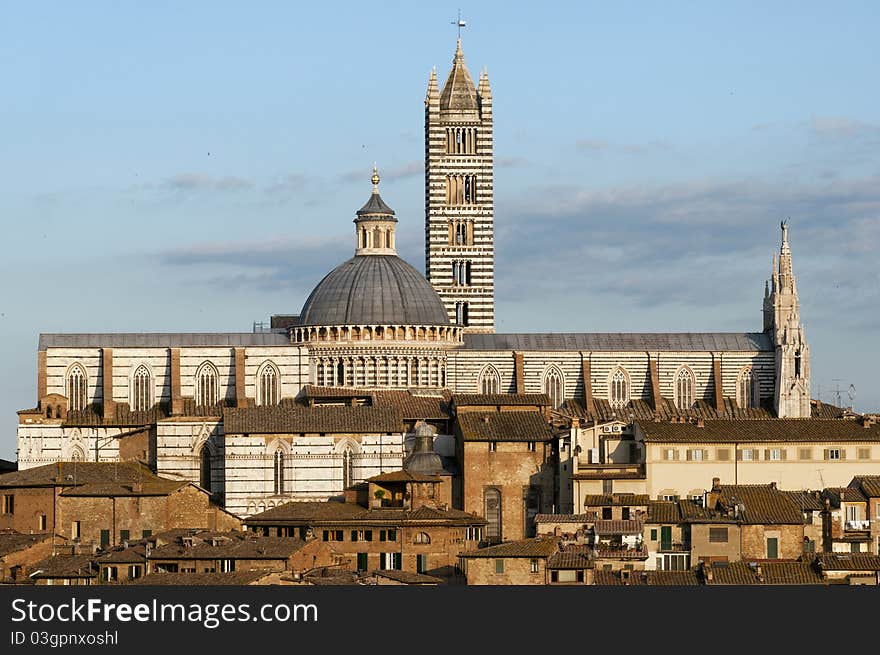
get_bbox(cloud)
[163,173,253,191]
[496,156,529,168]
[809,117,880,148]
[495,175,880,319]
[265,173,309,196]
[576,138,672,155]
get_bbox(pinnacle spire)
[439,38,478,112]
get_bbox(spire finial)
[371,163,380,192]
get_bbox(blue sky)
[1,2,878,459]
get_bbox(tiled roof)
[97,545,147,564]
[564,396,776,423]
[0,530,53,558]
[149,533,307,560]
[582,494,649,507]
[461,332,773,353]
[60,480,187,497]
[366,470,441,484]
[706,562,760,585]
[781,490,825,512]
[822,487,867,507]
[245,501,485,527]
[535,513,597,524]
[815,553,880,572]
[638,419,880,443]
[457,411,555,442]
[303,386,452,420]
[372,570,444,584]
[223,405,403,434]
[0,461,168,490]
[647,501,682,524]
[547,545,593,570]
[39,333,290,349]
[708,561,825,585]
[679,500,738,523]
[761,562,825,585]
[718,485,805,524]
[64,406,170,427]
[452,393,551,407]
[592,570,646,586]
[594,519,643,535]
[29,555,97,579]
[850,476,880,498]
[646,570,702,586]
[459,537,560,559]
[125,571,271,585]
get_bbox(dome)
[299,255,451,326]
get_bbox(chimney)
[755,564,763,582]
[769,481,776,490]
[696,418,705,428]
[712,477,721,492]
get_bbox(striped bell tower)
[425,39,495,333]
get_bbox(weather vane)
[451,9,467,39]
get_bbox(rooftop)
[638,418,880,443]
[457,411,555,442]
[462,332,772,353]
[223,405,404,435]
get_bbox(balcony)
[658,542,690,553]
[845,520,871,531]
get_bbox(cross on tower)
[451,10,467,39]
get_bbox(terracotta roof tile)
[457,411,555,442]
[815,553,880,572]
[0,461,169,490]
[366,470,442,484]
[0,530,54,558]
[535,513,597,524]
[223,405,403,434]
[851,476,880,498]
[583,494,649,507]
[718,485,805,524]
[646,501,682,524]
[761,561,824,585]
[245,501,485,527]
[149,533,308,560]
[638,419,880,443]
[594,519,643,535]
[372,570,444,584]
[459,537,560,559]
[29,555,97,579]
[646,570,702,586]
[125,571,270,585]
[452,393,550,407]
[547,544,593,570]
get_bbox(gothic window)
[131,364,152,412]
[485,488,502,542]
[273,450,285,495]
[794,348,802,378]
[70,446,84,462]
[66,364,88,412]
[609,368,629,409]
[479,365,501,395]
[195,362,220,406]
[336,360,345,386]
[738,368,759,409]
[342,447,354,489]
[257,362,279,406]
[674,367,695,411]
[455,302,469,326]
[200,446,212,493]
[543,366,564,408]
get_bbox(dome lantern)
[354,165,398,256]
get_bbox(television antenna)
[847,384,856,408]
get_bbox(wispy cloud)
[810,116,878,140]
[576,138,672,155]
[163,173,253,191]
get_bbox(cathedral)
[15,40,814,519]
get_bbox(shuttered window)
[709,528,728,543]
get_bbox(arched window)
[455,302,469,326]
[738,368,759,409]
[414,532,431,544]
[69,446,84,462]
[200,446,212,493]
[131,364,152,412]
[342,447,353,489]
[674,367,695,411]
[479,365,501,395]
[257,362,279,406]
[195,362,219,406]
[273,450,285,495]
[485,488,502,542]
[609,368,629,409]
[66,364,88,412]
[543,366,564,408]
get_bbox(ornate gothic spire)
[439,38,478,112]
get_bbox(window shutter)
[764,449,770,461]
[736,449,742,461]
[781,449,787,461]
[673,450,680,461]
[686,450,692,462]
[703,449,709,461]
[823,449,829,461]
[839,449,846,460]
